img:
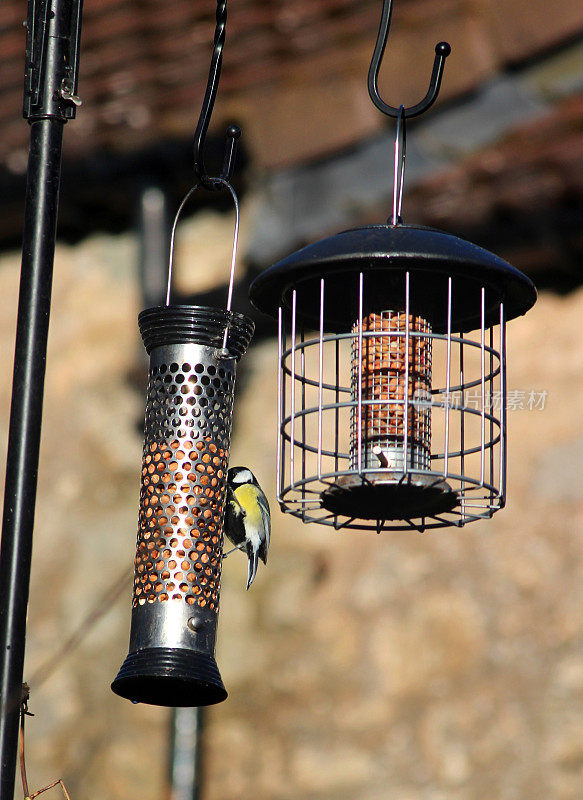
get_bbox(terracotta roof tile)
[0,0,580,171]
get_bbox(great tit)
[224,466,270,590]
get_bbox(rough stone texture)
[0,220,582,799]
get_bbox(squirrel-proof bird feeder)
[249,224,536,531]
[249,0,536,533]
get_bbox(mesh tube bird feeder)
[113,0,255,705]
[113,197,254,707]
[350,309,432,474]
[112,307,253,706]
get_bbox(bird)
[224,466,270,590]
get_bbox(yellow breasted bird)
[224,467,271,589]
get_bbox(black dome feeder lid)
[249,224,537,334]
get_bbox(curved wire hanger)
[165,179,239,312]
[368,0,451,119]
[193,0,241,188]
[165,0,242,331]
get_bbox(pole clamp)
[23,0,83,122]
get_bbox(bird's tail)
[246,548,259,590]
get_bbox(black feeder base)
[111,647,228,707]
[320,471,459,521]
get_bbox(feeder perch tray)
[320,471,458,521]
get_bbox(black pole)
[0,1,82,797]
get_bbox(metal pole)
[137,185,170,310]
[0,1,82,796]
[169,707,205,800]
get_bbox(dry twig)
[20,684,72,800]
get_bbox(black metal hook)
[193,0,241,189]
[367,0,451,119]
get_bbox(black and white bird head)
[227,466,257,486]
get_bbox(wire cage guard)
[250,224,536,533]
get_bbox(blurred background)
[1,0,583,798]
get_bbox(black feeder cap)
[112,647,227,707]
[138,304,255,358]
[249,224,537,333]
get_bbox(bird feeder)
[112,305,253,705]
[249,225,535,531]
[113,1,255,706]
[248,0,537,533]
[113,193,253,708]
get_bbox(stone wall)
[0,214,582,799]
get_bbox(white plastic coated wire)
[165,179,240,350]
